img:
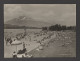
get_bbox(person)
[10,39,12,44]
[6,37,11,45]
[25,52,27,57]
[22,55,24,58]
[12,51,17,58]
[5,37,8,45]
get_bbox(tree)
[42,27,47,30]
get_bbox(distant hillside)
[4,24,42,29]
[4,16,52,28]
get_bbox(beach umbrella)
[11,40,22,53]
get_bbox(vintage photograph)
[4,4,76,58]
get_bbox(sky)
[4,4,76,26]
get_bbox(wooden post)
[16,45,17,53]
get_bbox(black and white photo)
[4,4,76,58]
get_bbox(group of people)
[5,32,27,45]
[5,37,13,45]
[12,42,26,58]
[32,31,54,46]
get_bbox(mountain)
[4,16,52,28]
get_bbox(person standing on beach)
[12,51,17,58]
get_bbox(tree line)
[42,24,76,31]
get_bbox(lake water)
[4,29,42,37]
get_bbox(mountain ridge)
[4,16,52,28]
